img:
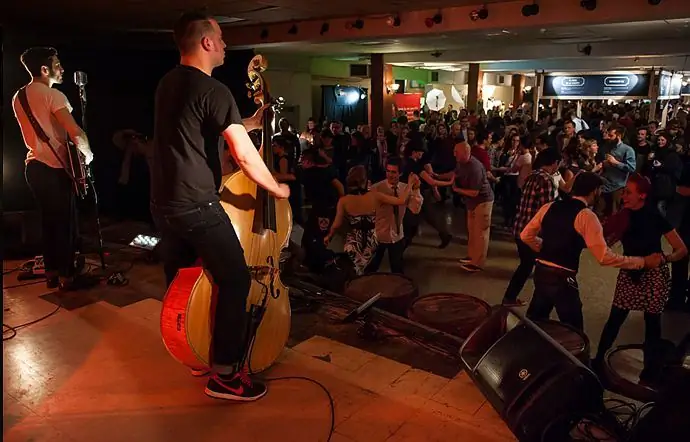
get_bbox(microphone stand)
[77,83,106,271]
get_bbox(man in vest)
[520,172,662,330]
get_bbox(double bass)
[160,55,292,374]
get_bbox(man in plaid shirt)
[502,148,561,306]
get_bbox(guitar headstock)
[246,54,269,106]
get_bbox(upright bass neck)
[261,104,277,233]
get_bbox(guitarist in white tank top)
[11,47,94,290]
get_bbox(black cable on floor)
[3,301,62,342]
[244,314,335,442]
[262,375,336,442]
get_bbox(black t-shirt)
[150,65,243,207]
[302,166,339,208]
[402,158,430,190]
[621,206,673,257]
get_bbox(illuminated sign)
[542,72,651,99]
[658,71,683,100]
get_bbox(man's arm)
[574,209,644,270]
[53,108,93,164]
[611,146,636,173]
[223,124,284,196]
[451,184,479,198]
[520,202,550,252]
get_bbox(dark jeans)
[669,204,690,307]
[501,175,520,227]
[503,238,537,301]
[365,239,405,274]
[301,204,336,272]
[151,200,251,368]
[421,188,450,237]
[526,263,584,331]
[25,160,79,277]
[595,306,663,377]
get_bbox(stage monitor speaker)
[460,307,604,442]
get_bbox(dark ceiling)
[3,0,514,31]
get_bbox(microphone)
[74,71,88,87]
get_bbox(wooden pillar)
[512,74,525,107]
[467,63,480,112]
[370,54,384,131]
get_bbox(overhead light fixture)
[386,15,401,27]
[346,19,364,30]
[522,3,540,17]
[580,0,597,11]
[579,44,592,56]
[425,13,443,28]
[470,7,489,21]
[648,0,662,4]
[288,24,298,35]
[260,29,269,39]
[320,22,330,35]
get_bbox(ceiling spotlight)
[579,44,592,56]
[288,24,298,35]
[346,19,364,30]
[580,0,597,11]
[425,13,443,28]
[522,3,540,17]
[386,14,401,27]
[648,0,662,4]
[320,22,330,35]
[260,29,269,39]
[470,7,489,21]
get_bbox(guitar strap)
[17,87,79,186]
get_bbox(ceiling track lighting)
[425,13,443,28]
[288,24,298,35]
[469,6,489,21]
[320,22,330,35]
[580,0,597,11]
[648,0,662,4]
[386,14,401,27]
[522,2,540,17]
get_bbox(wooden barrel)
[536,320,591,365]
[406,293,492,339]
[603,344,658,403]
[343,272,418,316]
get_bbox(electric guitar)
[66,139,90,199]
[17,87,90,199]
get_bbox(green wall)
[392,66,431,84]
[310,57,431,84]
[310,58,352,78]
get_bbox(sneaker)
[204,369,267,402]
[191,368,210,377]
[459,256,472,264]
[439,234,452,249]
[460,263,482,273]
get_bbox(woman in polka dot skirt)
[592,173,687,385]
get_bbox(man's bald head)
[454,140,471,163]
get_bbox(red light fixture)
[346,19,364,30]
[386,15,401,27]
[425,13,442,28]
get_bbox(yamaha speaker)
[460,307,604,442]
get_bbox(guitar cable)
[244,302,336,442]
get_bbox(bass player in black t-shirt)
[149,11,289,402]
